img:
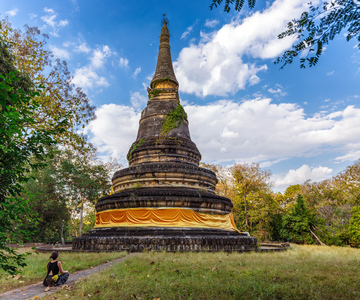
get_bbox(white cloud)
[44,7,55,14]
[205,19,219,28]
[91,45,112,68]
[181,25,194,40]
[42,14,57,27]
[72,44,113,91]
[132,67,141,79]
[260,158,287,168]
[130,92,147,110]
[327,70,335,76]
[29,13,37,19]
[119,57,129,68]
[50,46,70,59]
[59,20,69,27]
[84,104,140,160]
[335,143,360,162]
[268,84,287,96]
[41,7,69,37]
[72,65,109,89]
[221,127,238,138]
[272,165,333,190]
[85,97,360,169]
[6,8,19,17]
[74,42,91,53]
[174,0,319,97]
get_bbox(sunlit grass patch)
[0,248,127,292]
[48,245,360,300]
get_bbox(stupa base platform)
[72,227,257,252]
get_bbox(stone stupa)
[73,17,257,252]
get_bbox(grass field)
[0,248,127,293]
[47,245,360,300]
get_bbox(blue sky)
[2,0,360,191]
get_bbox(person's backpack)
[43,275,56,287]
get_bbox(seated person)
[43,251,69,287]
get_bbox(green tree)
[336,159,360,205]
[0,34,66,273]
[348,206,360,246]
[19,153,71,243]
[280,195,325,244]
[57,150,118,237]
[200,162,233,199]
[276,0,360,68]
[246,191,283,241]
[230,163,272,228]
[0,19,95,151]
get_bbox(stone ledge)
[113,162,216,180]
[95,187,233,214]
[73,234,257,252]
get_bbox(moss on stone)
[132,182,143,190]
[161,104,187,138]
[148,89,166,99]
[127,139,145,161]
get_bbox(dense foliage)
[348,206,360,246]
[280,195,324,244]
[19,148,119,241]
[0,33,66,274]
[204,159,360,246]
[0,20,108,275]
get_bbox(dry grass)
[46,244,360,300]
[0,248,127,293]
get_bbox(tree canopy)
[0,19,97,274]
[0,32,67,273]
[276,0,360,68]
[229,163,272,229]
[0,19,95,151]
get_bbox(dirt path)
[0,254,135,300]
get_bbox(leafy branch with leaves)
[209,0,256,12]
[276,0,360,68]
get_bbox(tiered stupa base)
[72,227,257,252]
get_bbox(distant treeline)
[201,161,360,247]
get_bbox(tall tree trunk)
[244,194,248,226]
[79,196,84,237]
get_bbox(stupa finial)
[150,14,178,88]
[161,13,169,26]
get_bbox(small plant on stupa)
[148,89,166,99]
[161,104,187,138]
[132,182,144,190]
[127,139,145,161]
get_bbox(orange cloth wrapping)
[94,208,238,231]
